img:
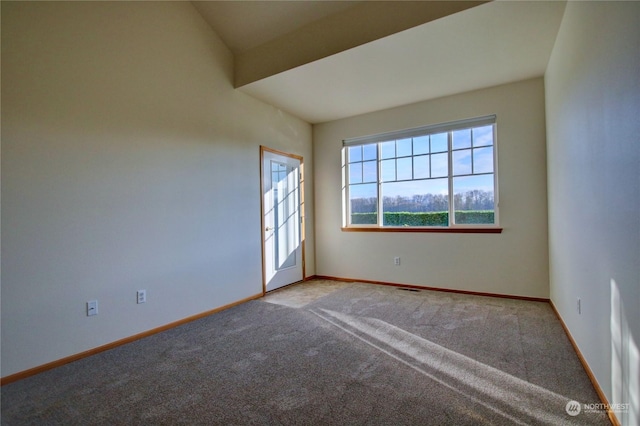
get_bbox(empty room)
[1,1,638,425]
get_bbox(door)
[261,146,304,292]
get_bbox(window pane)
[348,162,362,184]
[453,175,495,224]
[452,129,471,150]
[473,146,494,174]
[397,157,412,180]
[431,152,448,178]
[381,159,395,182]
[414,155,429,179]
[431,133,447,153]
[362,160,377,183]
[382,179,449,226]
[348,146,362,163]
[453,149,472,176]
[381,141,395,159]
[363,143,377,161]
[413,136,429,155]
[397,138,412,157]
[473,125,493,147]
[350,183,377,224]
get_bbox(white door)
[261,147,304,292]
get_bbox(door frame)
[259,145,306,294]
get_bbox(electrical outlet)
[137,290,146,304]
[577,297,581,315]
[87,300,98,316]
[394,257,401,266]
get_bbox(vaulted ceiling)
[193,1,566,124]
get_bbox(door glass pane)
[272,161,299,270]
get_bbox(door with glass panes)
[261,147,304,292]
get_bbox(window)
[342,116,499,232]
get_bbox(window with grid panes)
[342,116,498,230]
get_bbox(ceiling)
[192,1,362,54]
[193,1,566,124]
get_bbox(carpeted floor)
[1,280,610,425]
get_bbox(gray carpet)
[1,281,609,425]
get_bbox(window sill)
[341,227,503,234]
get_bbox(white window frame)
[342,115,500,232]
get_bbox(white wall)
[545,2,639,424]
[313,78,549,299]
[1,2,313,377]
